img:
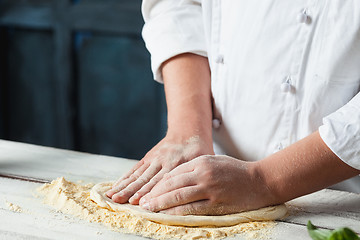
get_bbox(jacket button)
[297,11,308,23]
[280,82,292,92]
[215,55,224,64]
[212,119,221,129]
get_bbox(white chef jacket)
[141,0,360,192]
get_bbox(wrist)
[167,94,212,131]
[167,123,212,141]
[167,113,213,146]
[165,127,213,149]
[250,160,282,206]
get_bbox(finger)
[128,168,167,205]
[145,160,195,196]
[143,171,196,201]
[106,163,148,197]
[112,160,145,188]
[162,159,197,179]
[112,165,161,203]
[131,156,199,204]
[140,185,206,213]
[159,199,212,216]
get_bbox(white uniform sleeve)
[142,0,207,83]
[319,93,360,170]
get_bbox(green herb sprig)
[307,221,360,240]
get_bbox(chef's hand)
[138,155,274,215]
[106,134,214,204]
[138,132,360,216]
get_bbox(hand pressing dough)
[90,182,287,227]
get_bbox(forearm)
[162,53,213,143]
[256,131,360,204]
[107,53,213,204]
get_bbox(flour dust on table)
[6,201,23,213]
[38,177,280,240]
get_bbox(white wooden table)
[0,140,359,240]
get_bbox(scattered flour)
[37,177,276,240]
[6,201,23,213]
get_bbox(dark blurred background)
[0,0,167,160]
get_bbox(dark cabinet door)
[0,0,167,159]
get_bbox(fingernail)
[129,194,138,204]
[106,190,113,197]
[112,191,124,201]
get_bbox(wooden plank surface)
[0,140,136,183]
[0,177,312,240]
[0,140,360,239]
[286,189,360,233]
[0,178,144,240]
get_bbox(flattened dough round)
[90,182,287,227]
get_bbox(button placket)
[210,0,223,94]
[279,2,316,147]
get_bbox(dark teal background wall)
[0,0,167,160]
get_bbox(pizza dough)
[90,182,288,227]
[38,177,280,239]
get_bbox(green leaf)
[329,228,360,240]
[307,221,360,240]
[307,221,332,240]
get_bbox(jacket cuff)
[142,6,207,83]
[319,93,360,170]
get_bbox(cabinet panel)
[0,28,6,138]
[0,1,167,159]
[5,28,57,146]
[76,33,165,159]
